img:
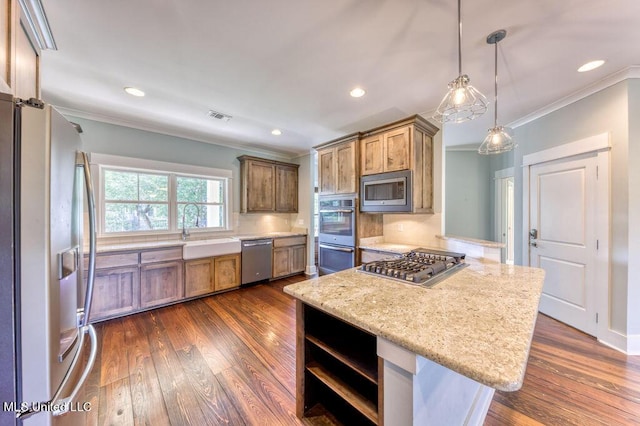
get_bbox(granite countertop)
[283,259,545,392]
[93,231,307,253]
[358,242,422,254]
[436,234,506,248]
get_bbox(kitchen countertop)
[92,231,307,253]
[358,241,421,254]
[283,259,545,392]
[436,234,506,248]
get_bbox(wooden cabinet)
[361,125,411,176]
[316,135,358,195]
[0,0,14,93]
[275,163,298,212]
[87,246,241,321]
[140,248,183,308]
[272,236,306,279]
[87,252,140,321]
[1,0,40,98]
[140,261,183,308]
[297,302,381,424]
[90,266,139,321]
[87,246,184,321]
[184,258,214,297]
[361,116,439,213]
[214,253,241,291]
[238,155,299,213]
[185,253,241,297]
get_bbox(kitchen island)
[283,258,545,425]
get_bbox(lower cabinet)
[90,266,140,320]
[140,261,184,308]
[214,254,241,291]
[88,246,183,322]
[272,236,306,279]
[184,253,241,298]
[87,247,241,322]
[184,258,215,298]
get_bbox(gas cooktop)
[358,248,468,287]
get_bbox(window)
[176,176,226,229]
[94,154,232,236]
[103,169,169,232]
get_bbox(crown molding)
[54,105,300,160]
[508,66,640,129]
[445,144,481,152]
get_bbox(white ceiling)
[40,0,640,157]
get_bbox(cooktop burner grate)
[358,248,468,286]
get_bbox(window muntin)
[103,169,169,233]
[176,176,226,229]
[100,166,229,235]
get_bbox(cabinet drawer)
[140,247,183,264]
[273,236,306,247]
[85,252,139,270]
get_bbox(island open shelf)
[286,260,545,425]
[297,301,382,425]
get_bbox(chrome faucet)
[181,203,200,240]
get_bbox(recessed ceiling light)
[577,60,605,73]
[271,129,282,136]
[124,86,145,97]
[350,87,366,98]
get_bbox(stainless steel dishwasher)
[241,239,273,285]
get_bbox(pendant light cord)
[494,40,498,126]
[457,0,462,76]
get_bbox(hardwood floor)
[86,276,640,425]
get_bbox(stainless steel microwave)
[360,170,412,212]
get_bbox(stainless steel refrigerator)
[0,92,98,425]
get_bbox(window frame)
[91,153,233,237]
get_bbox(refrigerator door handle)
[77,151,96,326]
[16,324,98,420]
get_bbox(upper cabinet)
[275,162,298,212]
[316,115,440,213]
[361,126,411,175]
[362,116,439,213]
[1,0,40,98]
[315,134,358,195]
[238,155,299,213]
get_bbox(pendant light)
[433,0,488,124]
[478,29,515,155]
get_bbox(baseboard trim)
[625,334,640,355]
[305,265,318,276]
[597,328,640,354]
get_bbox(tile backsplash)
[382,213,444,247]
[85,212,295,247]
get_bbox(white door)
[495,173,515,265]
[529,153,597,335]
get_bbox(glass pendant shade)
[478,29,516,155]
[478,126,515,154]
[434,75,488,123]
[433,0,487,124]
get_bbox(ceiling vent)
[207,110,232,122]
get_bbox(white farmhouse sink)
[182,238,241,260]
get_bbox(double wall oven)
[318,195,356,275]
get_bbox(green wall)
[444,150,493,241]
[67,116,296,212]
[513,80,630,334]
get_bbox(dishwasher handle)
[242,240,273,247]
